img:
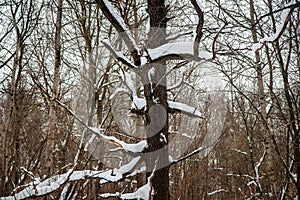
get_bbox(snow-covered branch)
[207,189,227,196]
[1,157,143,200]
[96,0,141,66]
[252,0,296,52]
[130,96,203,118]
[101,40,137,69]
[168,101,203,118]
[170,146,206,165]
[55,100,148,153]
[147,42,213,62]
[100,157,156,199]
[252,1,300,28]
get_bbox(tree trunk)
[144,1,169,199]
[47,0,63,175]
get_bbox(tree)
[3,0,298,199]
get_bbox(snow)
[84,134,96,152]
[119,140,148,153]
[131,96,146,110]
[233,148,247,155]
[164,0,170,7]
[101,40,137,68]
[266,103,272,113]
[148,67,155,82]
[168,101,202,118]
[140,56,148,66]
[115,50,137,68]
[251,43,263,52]
[171,146,204,164]
[98,156,141,183]
[207,189,227,196]
[100,157,156,199]
[59,183,70,200]
[147,42,213,60]
[102,0,138,51]
[88,126,148,153]
[195,0,205,11]
[2,158,143,200]
[160,133,168,143]
[131,96,202,118]
[251,0,294,52]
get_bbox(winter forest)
[0,0,299,199]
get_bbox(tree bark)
[144,1,169,199]
[47,0,63,175]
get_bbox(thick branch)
[95,0,141,66]
[191,0,204,58]
[101,40,137,69]
[2,157,142,200]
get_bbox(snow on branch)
[147,42,213,62]
[100,170,154,199]
[130,96,203,118]
[96,0,141,66]
[101,40,137,69]
[251,0,296,52]
[54,100,148,153]
[168,101,203,118]
[100,157,156,199]
[207,189,227,196]
[170,146,206,165]
[2,157,143,200]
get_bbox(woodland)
[0,0,300,199]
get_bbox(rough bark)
[144,1,169,199]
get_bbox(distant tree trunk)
[5,5,25,192]
[47,0,63,175]
[144,1,169,199]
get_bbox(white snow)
[88,126,148,153]
[164,0,170,7]
[147,42,213,60]
[251,43,263,52]
[2,157,143,200]
[233,148,247,155]
[195,0,205,11]
[101,40,137,68]
[102,0,138,51]
[207,189,227,196]
[168,101,202,118]
[131,96,146,110]
[100,157,156,200]
[251,0,294,52]
[160,133,168,143]
[84,134,96,152]
[115,50,137,68]
[131,96,202,118]
[148,67,155,82]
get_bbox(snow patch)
[251,0,294,52]
[147,42,213,60]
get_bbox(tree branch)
[95,0,141,66]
